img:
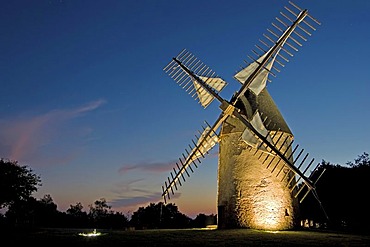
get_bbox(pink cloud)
[0,99,105,165]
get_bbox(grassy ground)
[3,228,370,246]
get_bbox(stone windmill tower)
[161,1,326,231]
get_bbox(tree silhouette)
[5,194,61,228]
[130,202,191,229]
[66,202,85,217]
[190,213,217,228]
[0,158,41,209]
[346,152,369,167]
[87,198,128,229]
[300,155,370,234]
[5,196,38,228]
[66,202,89,228]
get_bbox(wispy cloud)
[110,192,162,208]
[118,150,218,175]
[112,151,218,212]
[110,191,181,210]
[0,99,106,165]
[111,178,145,194]
[118,160,177,174]
[109,178,180,212]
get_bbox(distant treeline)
[1,153,369,234]
[1,196,215,230]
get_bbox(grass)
[3,227,370,246]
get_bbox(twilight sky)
[1,0,369,218]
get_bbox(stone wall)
[217,114,300,230]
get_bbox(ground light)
[78,229,103,237]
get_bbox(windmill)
[161,1,327,231]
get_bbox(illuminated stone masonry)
[218,90,299,230]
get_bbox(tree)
[105,211,129,229]
[190,213,217,228]
[66,202,89,228]
[5,194,60,228]
[88,198,119,228]
[300,155,370,234]
[346,152,370,167]
[67,202,85,217]
[88,198,112,219]
[4,196,38,228]
[33,194,59,227]
[87,198,129,229]
[130,202,191,229]
[0,158,42,209]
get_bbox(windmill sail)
[232,1,321,101]
[234,51,275,96]
[194,77,227,108]
[163,49,228,109]
[191,125,219,162]
[241,110,272,151]
[161,114,227,203]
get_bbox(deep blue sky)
[1,0,369,218]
